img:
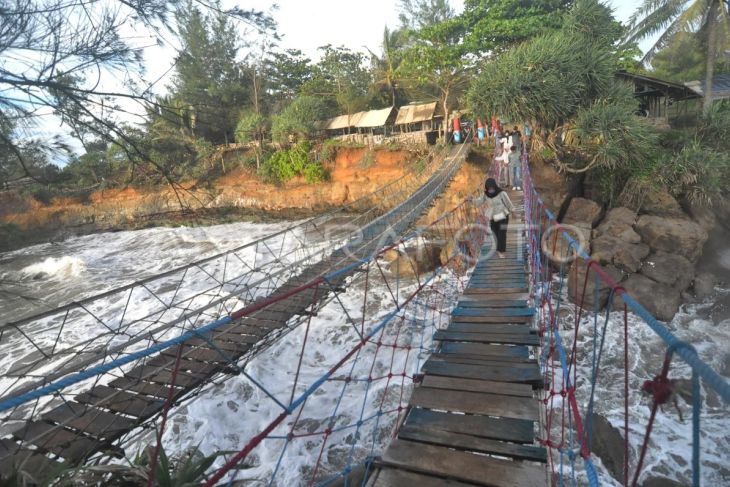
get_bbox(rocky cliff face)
[551,185,723,322]
[0,146,490,252]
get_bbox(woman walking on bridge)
[480,178,514,259]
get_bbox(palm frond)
[624,0,689,44]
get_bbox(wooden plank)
[464,288,528,295]
[427,355,538,371]
[446,323,534,335]
[405,408,533,443]
[77,385,164,419]
[410,387,539,421]
[43,402,136,440]
[421,360,543,386]
[420,375,533,398]
[379,439,547,487]
[434,331,539,346]
[121,365,205,388]
[450,315,532,324]
[108,377,182,399]
[398,424,547,462]
[440,342,529,358]
[433,352,533,364]
[460,293,530,301]
[456,299,528,308]
[370,467,476,487]
[12,421,103,462]
[451,307,535,317]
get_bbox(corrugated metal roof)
[355,106,395,128]
[326,111,367,130]
[685,74,730,100]
[394,102,438,125]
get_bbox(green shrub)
[319,139,339,163]
[258,141,327,183]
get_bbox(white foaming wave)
[20,256,86,279]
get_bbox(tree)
[267,49,314,104]
[467,0,621,133]
[399,16,471,141]
[170,4,249,144]
[624,0,730,113]
[0,0,274,193]
[459,0,572,56]
[271,95,331,144]
[302,45,370,117]
[649,31,730,82]
[235,112,268,168]
[367,27,409,107]
[398,0,455,30]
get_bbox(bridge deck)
[0,144,470,479]
[368,191,549,487]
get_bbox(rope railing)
[0,141,475,484]
[0,145,453,404]
[521,148,730,487]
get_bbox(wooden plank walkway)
[368,191,549,487]
[0,145,471,480]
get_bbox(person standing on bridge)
[480,178,514,259]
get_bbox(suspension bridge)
[0,141,728,487]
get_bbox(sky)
[23,0,647,160]
[138,0,644,96]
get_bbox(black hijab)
[484,178,502,198]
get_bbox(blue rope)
[535,188,730,405]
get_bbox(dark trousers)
[490,217,509,253]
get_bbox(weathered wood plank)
[427,354,538,370]
[398,424,547,462]
[379,439,547,487]
[439,342,529,358]
[370,467,476,487]
[451,307,535,317]
[409,387,540,421]
[421,360,543,386]
[12,421,103,462]
[420,374,533,398]
[450,315,532,324]
[108,377,182,399]
[464,288,529,295]
[77,385,164,419]
[433,330,539,346]
[43,402,136,440]
[445,323,535,335]
[456,299,528,308]
[405,408,534,443]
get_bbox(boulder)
[623,274,682,321]
[640,252,694,291]
[693,272,717,299]
[590,235,621,265]
[563,197,603,228]
[684,199,717,234]
[588,413,625,484]
[638,187,685,218]
[613,243,650,273]
[641,477,687,487]
[568,261,625,310]
[594,207,641,245]
[634,215,708,262]
[387,243,442,278]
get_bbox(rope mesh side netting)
[2,137,730,487]
[522,150,730,487]
[0,143,453,403]
[0,141,481,483]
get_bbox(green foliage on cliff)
[258,142,327,184]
